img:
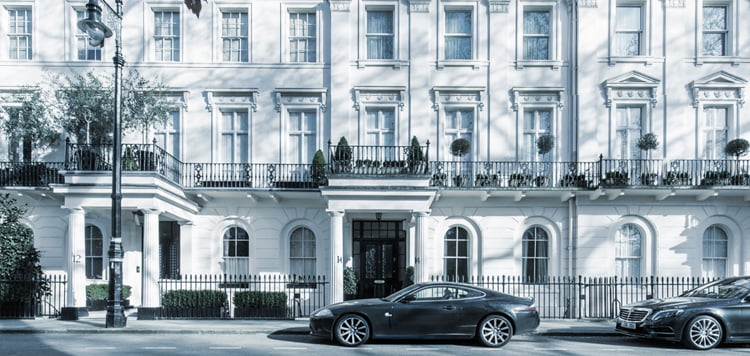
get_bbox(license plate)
[620,321,636,329]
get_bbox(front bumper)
[309,315,336,338]
[615,318,681,342]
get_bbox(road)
[3,333,749,355]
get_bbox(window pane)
[702,33,725,56]
[703,7,726,30]
[445,11,471,34]
[523,11,550,35]
[523,38,549,60]
[616,33,641,56]
[616,7,641,30]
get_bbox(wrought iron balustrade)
[428,160,599,189]
[327,142,430,175]
[182,162,320,189]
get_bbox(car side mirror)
[400,294,416,303]
[743,295,750,303]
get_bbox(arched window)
[522,226,548,282]
[290,227,316,276]
[222,226,249,275]
[443,226,469,281]
[703,225,728,278]
[85,225,103,279]
[615,223,642,277]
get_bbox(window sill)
[515,60,563,70]
[355,59,410,69]
[436,60,488,70]
[694,56,748,66]
[607,56,663,66]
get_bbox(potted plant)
[407,136,427,174]
[561,173,588,188]
[604,171,629,186]
[311,149,327,185]
[343,267,358,300]
[701,170,731,186]
[533,134,555,187]
[509,173,532,187]
[724,138,749,185]
[663,171,691,185]
[332,137,352,173]
[234,291,289,319]
[636,133,659,185]
[431,172,448,186]
[450,138,471,186]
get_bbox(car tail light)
[523,304,537,312]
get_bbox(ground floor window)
[522,226,548,282]
[290,227,316,276]
[702,225,727,278]
[222,226,249,274]
[443,226,469,281]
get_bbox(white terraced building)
[0,0,748,318]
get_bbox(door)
[352,221,406,299]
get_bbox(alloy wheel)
[478,315,513,347]
[684,316,722,350]
[335,314,370,347]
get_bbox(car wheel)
[477,314,513,347]
[334,314,370,347]
[682,315,723,350]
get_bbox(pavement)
[0,309,619,336]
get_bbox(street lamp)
[78,0,126,328]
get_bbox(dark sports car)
[309,282,539,347]
[616,276,750,350]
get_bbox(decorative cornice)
[665,0,685,8]
[328,0,351,12]
[274,88,328,113]
[353,86,406,111]
[432,86,485,111]
[160,89,190,111]
[205,89,260,112]
[690,71,747,107]
[487,0,510,13]
[603,71,661,108]
[408,0,431,13]
[578,0,597,8]
[511,87,565,111]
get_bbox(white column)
[413,211,430,283]
[178,221,193,276]
[66,208,86,309]
[329,211,344,303]
[141,209,161,307]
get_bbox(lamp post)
[78,0,126,328]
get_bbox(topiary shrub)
[450,138,471,157]
[636,133,659,152]
[86,283,132,300]
[725,138,749,159]
[234,291,289,319]
[536,134,555,155]
[161,290,227,308]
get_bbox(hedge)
[86,284,132,300]
[234,291,287,309]
[161,290,227,308]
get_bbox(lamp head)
[77,0,113,47]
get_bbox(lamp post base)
[105,303,127,327]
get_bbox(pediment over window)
[432,86,485,111]
[353,86,406,111]
[275,88,327,113]
[510,87,565,111]
[206,89,260,112]
[0,87,36,117]
[691,71,747,108]
[159,89,190,110]
[603,71,660,108]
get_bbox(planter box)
[161,307,224,319]
[234,306,289,319]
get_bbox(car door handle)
[443,305,456,311]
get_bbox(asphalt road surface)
[2,333,749,355]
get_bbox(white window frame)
[443,107,475,162]
[700,106,730,160]
[85,223,106,280]
[522,225,549,282]
[603,71,659,158]
[515,0,561,69]
[442,225,470,281]
[690,71,746,159]
[221,225,251,275]
[70,6,102,61]
[695,216,742,276]
[3,4,33,61]
[357,3,406,68]
[609,216,655,277]
[511,87,564,161]
[433,86,485,160]
[695,0,739,65]
[147,6,182,62]
[614,105,645,160]
[437,3,480,69]
[289,227,317,277]
[217,7,250,63]
[354,87,406,145]
[153,109,182,158]
[607,0,657,65]
[282,5,322,64]
[206,89,259,163]
[702,225,728,278]
[275,88,326,163]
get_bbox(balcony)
[2,143,747,192]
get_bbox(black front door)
[352,221,405,299]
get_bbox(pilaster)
[140,209,161,312]
[61,208,87,320]
[329,211,344,303]
[413,211,430,283]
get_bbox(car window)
[412,287,457,301]
[456,287,484,299]
[682,279,750,299]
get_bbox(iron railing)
[181,163,322,189]
[0,273,67,318]
[328,142,430,175]
[429,161,599,189]
[158,274,328,319]
[0,162,65,187]
[431,275,717,319]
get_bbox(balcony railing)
[328,142,429,175]
[0,142,718,191]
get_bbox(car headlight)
[651,309,684,321]
[311,308,333,318]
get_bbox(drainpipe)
[568,196,577,277]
